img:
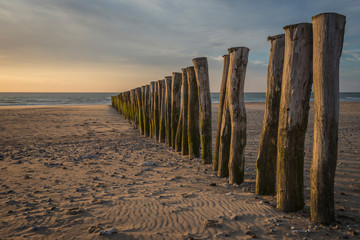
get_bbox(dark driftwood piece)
[311,13,346,224]
[187,66,200,159]
[255,34,285,195]
[193,57,212,164]
[213,55,230,171]
[277,23,313,212]
[227,47,249,185]
[171,72,182,149]
[164,76,172,145]
[159,80,166,142]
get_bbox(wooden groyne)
[112,12,346,225]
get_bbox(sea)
[0,92,359,107]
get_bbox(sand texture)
[0,103,359,239]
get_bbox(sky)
[0,0,359,92]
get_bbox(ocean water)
[0,92,359,106]
[0,93,117,106]
[211,92,360,103]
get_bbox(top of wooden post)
[283,23,312,30]
[223,54,229,58]
[267,34,285,41]
[312,12,346,20]
[228,47,250,53]
[192,57,207,61]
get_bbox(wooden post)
[213,55,230,171]
[144,85,150,137]
[255,34,285,195]
[135,87,144,135]
[150,82,156,138]
[159,80,166,142]
[164,76,172,145]
[277,23,313,212]
[171,72,182,149]
[187,66,200,159]
[154,81,160,140]
[193,57,212,164]
[227,47,249,185]
[181,68,189,155]
[141,86,146,135]
[175,110,183,152]
[311,13,346,224]
[131,89,137,127]
[217,96,231,178]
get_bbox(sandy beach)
[0,102,359,239]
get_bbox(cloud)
[343,50,360,62]
[0,0,359,92]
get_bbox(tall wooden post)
[311,13,346,224]
[217,96,231,178]
[227,47,249,184]
[181,68,189,155]
[193,57,212,164]
[153,81,160,140]
[164,76,172,145]
[150,82,156,138]
[213,55,230,171]
[255,34,285,195]
[144,85,150,137]
[187,66,200,159]
[175,110,183,152]
[135,87,144,134]
[171,72,182,149]
[131,89,137,127]
[141,86,146,135]
[277,23,313,212]
[156,80,162,141]
[159,80,166,142]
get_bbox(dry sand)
[0,103,359,239]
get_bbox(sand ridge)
[0,103,359,239]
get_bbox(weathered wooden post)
[311,13,346,224]
[175,68,189,153]
[150,82,156,138]
[141,86,146,135]
[277,23,313,212]
[144,85,150,137]
[193,57,212,164]
[255,34,285,195]
[227,47,249,184]
[131,89,137,127]
[135,87,144,134]
[181,68,189,155]
[171,72,182,149]
[213,55,230,171]
[217,96,231,178]
[164,76,172,145]
[159,80,166,142]
[175,110,183,152]
[153,81,160,140]
[187,66,200,159]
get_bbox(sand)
[0,103,359,239]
